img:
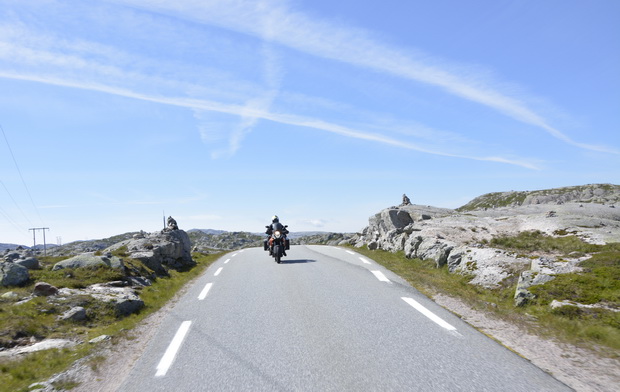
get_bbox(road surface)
[119,245,571,391]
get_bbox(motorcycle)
[264,223,290,263]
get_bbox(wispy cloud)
[110,0,617,155]
[205,15,285,159]
[182,214,222,221]
[0,65,541,169]
[303,219,327,228]
[0,7,541,169]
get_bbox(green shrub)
[490,230,601,254]
[30,266,125,289]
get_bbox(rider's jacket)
[266,222,288,236]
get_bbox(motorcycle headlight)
[274,231,282,239]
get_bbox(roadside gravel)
[434,294,620,392]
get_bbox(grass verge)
[351,235,620,358]
[0,252,221,391]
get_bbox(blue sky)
[1,0,619,245]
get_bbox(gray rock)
[0,339,77,357]
[415,238,454,268]
[3,252,20,262]
[82,284,144,316]
[28,381,53,392]
[60,306,87,321]
[106,229,195,276]
[446,246,466,272]
[14,257,40,270]
[517,270,556,291]
[514,270,556,306]
[514,289,536,307]
[369,208,413,236]
[550,299,620,312]
[404,235,423,258]
[1,291,19,299]
[33,282,59,297]
[52,253,123,271]
[56,285,144,317]
[532,257,582,275]
[89,335,111,344]
[126,276,152,287]
[0,262,30,287]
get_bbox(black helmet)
[272,215,279,223]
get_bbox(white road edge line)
[401,297,457,331]
[214,267,223,276]
[155,320,192,377]
[359,257,371,264]
[198,283,213,300]
[224,258,231,264]
[371,270,390,283]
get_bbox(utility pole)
[29,227,50,256]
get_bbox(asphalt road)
[118,245,571,391]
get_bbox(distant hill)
[187,229,227,235]
[0,243,28,252]
[188,230,263,251]
[9,184,617,255]
[457,183,620,212]
[187,229,355,251]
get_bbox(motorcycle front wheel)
[274,245,281,263]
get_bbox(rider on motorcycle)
[266,215,289,256]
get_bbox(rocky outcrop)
[57,284,144,317]
[458,184,620,211]
[0,262,30,287]
[514,257,583,306]
[3,249,40,270]
[41,232,139,258]
[52,253,123,271]
[188,230,263,251]
[293,232,355,246]
[351,186,620,291]
[352,204,521,287]
[106,228,194,276]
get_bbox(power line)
[0,205,29,237]
[0,179,34,228]
[0,123,45,225]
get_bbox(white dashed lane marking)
[401,297,457,332]
[198,283,213,300]
[371,270,390,283]
[214,267,223,276]
[155,321,192,377]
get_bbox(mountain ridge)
[2,184,618,251]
